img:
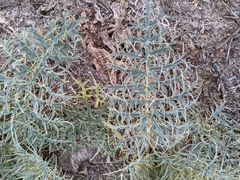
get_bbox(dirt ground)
[0,0,239,179]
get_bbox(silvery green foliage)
[106,2,195,155]
[0,14,83,179]
[105,1,240,179]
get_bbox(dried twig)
[214,26,240,49]
[0,3,19,9]
[213,62,233,88]
[225,37,233,64]
[189,62,209,69]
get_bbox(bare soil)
[0,0,239,179]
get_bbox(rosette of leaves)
[105,1,240,179]
[0,14,83,179]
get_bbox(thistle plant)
[1,2,240,180]
[105,1,240,179]
[0,14,84,179]
[64,76,114,152]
